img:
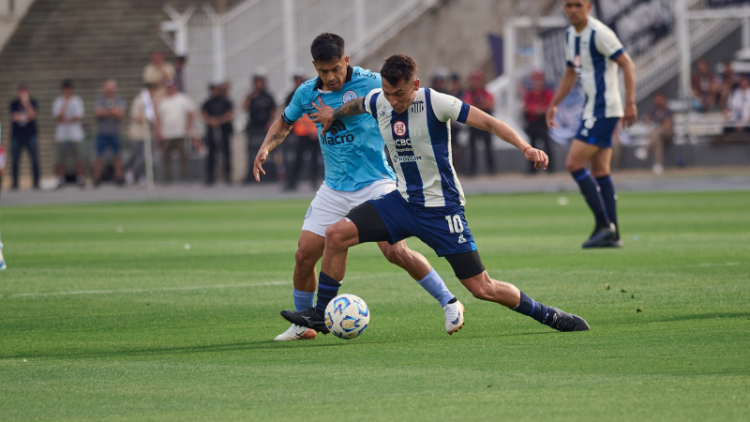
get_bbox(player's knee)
[324,222,350,250]
[565,159,582,173]
[295,246,319,268]
[468,283,490,300]
[382,245,405,265]
[591,169,609,179]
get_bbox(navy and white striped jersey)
[565,17,625,121]
[362,87,469,208]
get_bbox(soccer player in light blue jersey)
[253,34,463,340]
[546,0,637,248]
[282,54,590,334]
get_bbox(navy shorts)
[367,190,477,257]
[574,117,620,148]
[96,134,121,156]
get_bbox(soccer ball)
[325,294,370,340]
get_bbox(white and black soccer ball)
[324,294,369,340]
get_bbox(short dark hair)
[311,33,345,62]
[381,54,418,86]
[61,79,74,89]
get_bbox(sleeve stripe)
[457,103,470,124]
[281,112,295,125]
[369,92,380,120]
[610,48,625,60]
[361,97,367,113]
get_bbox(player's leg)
[443,252,589,332]
[378,240,463,334]
[566,138,614,246]
[590,147,621,247]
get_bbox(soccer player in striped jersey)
[254,34,462,340]
[546,0,637,248]
[281,54,590,333]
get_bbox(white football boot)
[0,241,6,270]
[443,300,465,335]
[274,324,317,341]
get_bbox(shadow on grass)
[0,330,559,361]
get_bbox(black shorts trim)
[444,250,485,280]
[346,201,393,244]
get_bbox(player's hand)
[524,147,549,170]
[310,98,335,134]
[545,105,558,129]
[623,101,638,128]
[253,148,268,182]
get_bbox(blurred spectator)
[523,71,555,173]
[93,79,126,186]
[126,83,157,185]
[175,56,187,93]
[242,75,276,183]
[448,73,465,174]
[156,80,196,182]
[201,82,234,185]
[463,69,495,175]
[449,73,464,100]
[643,92,674,175]
[9,82,40,189]
[143,50,175,100]
[691,58,719,111]
[431,69,449,93]
[52,79,85,189]
[724,75,750,133]
[284,74,321,191]
[718,60,740,110]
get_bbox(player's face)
[382,77,420,114]
[313,55,350,92]
[563,0,590,26]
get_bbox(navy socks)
[571,168,610,229]
[513,291,554,326]
[315,272,341,317]
[596,175,618,234]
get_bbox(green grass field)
[1,191,749,421]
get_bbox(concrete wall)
[358,0,514,84]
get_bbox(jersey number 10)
[445,215,464,234]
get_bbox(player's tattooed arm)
[333,99,366,119]
[311,98,365,133]
[253,118,293,182]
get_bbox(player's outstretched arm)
[615,52,638,127]
[311,98,365,133]
[546,66,579,129]
[464,106,548,170]
[254,118,293,182]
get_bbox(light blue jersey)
[282,66,396,192]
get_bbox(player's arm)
[310,98,366,134]
[464,106,548,170]
[546,66,578,129]
[253,117,294,182]
[615,52,637,127]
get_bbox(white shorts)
[301,179,397,237]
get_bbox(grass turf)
[0,190,749,421]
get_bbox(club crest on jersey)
[393,121,407,137]
[342,90,357,103]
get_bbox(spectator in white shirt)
[156,79,196,182]
[725,75,750,133]
[52,79,85,188]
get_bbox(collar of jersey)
[315,66,353,93]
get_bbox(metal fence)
[184,0,436,131]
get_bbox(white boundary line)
[4,281,292,298]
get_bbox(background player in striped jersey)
[546,0,637,248]
[282,54,590,333]
[253,34,463,340]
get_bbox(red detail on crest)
[393,121,407,137]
